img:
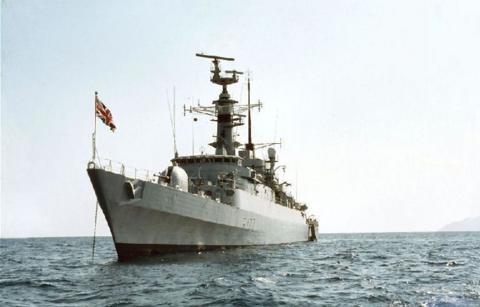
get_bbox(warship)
[87,53,318,261]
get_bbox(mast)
[92,91,98,162]
[173,86,178,158]
[195,53,242,156]
[245,76,254,156]
[166,88,178,158]
[185,54,262,157]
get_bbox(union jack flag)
[95,95,116,132]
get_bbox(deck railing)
[88,159,156,182]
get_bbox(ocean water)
[1,232,479,306]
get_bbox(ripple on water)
[1,233,479,306]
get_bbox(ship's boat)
[87,53,318,261]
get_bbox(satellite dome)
[168,166,189,191]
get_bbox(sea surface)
[1,232,479,306]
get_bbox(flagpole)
[92,91,97,163]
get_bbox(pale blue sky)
[2,0,480,237]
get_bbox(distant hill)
[440,216,480,232]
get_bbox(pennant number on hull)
[242,218,256,229]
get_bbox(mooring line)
[91,201,99,262]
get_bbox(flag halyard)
[95,96,116,132]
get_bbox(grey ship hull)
[88,168,314,261]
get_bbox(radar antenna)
[195,53,240,95]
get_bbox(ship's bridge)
[171,155,249,186]
[172,154,242,166]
